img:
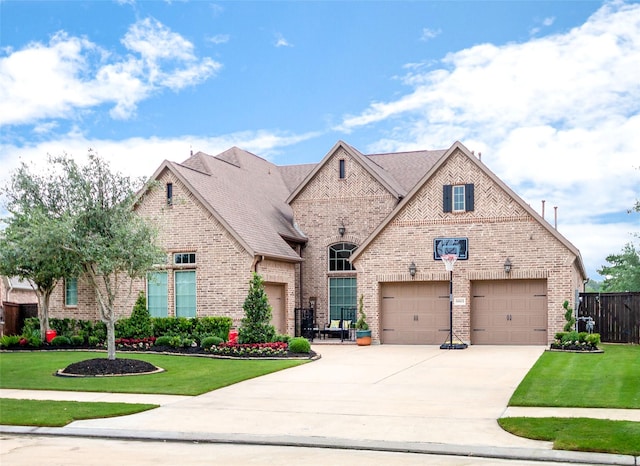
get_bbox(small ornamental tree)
[562,300,576,332]
[238,273,276,344]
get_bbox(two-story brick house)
[51,140,586,345]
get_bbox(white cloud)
[420,27,441,42]
[275,33,293,48]
[337,1,640,279]
[208,34,230,45]
[0,18,221,126]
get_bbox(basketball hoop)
[440,254,458,272]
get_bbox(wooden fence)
[578,292,640,344]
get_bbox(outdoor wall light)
[504,258,512,274]
[409,261,417,277]
[338,223,346,237]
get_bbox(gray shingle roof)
[158,143,451,262]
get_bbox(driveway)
[68,344,550,449]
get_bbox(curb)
[1,425,637,466]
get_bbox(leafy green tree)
[0,158,81,338]
[238,273,276,344]
[597,243,640,292]
[61,153,164,359]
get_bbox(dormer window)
[339,159,346,179]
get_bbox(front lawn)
[501,344,640,456]
[499,417,640,456]
[0,351,307,395]
[509,344,640,408]
[0,398,157,427]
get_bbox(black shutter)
[443,185,452,212]
[465,183,474,211]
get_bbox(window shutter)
[465,183,474,211]
[443,185,452,212]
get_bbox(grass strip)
[0,398,157,427]
[509,344,640,408]
[0,351,308,395]
[499,417,640,456]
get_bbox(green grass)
[499,417,640,456]
[0,398,157,427]
[509,344,640,408]
[0,351,307,395]
[502,344,640,456]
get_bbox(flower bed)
[207,341,288,357]
[115,337,156,350]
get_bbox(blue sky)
[1,0,639,281]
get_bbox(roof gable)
[351,141,586,277]
[141,150,304,263]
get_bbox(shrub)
[193,316,233,342]
[288,337,310,353]
[0,335,21,348]
[561,331,579,345]
[201,336,223,348]
[554,332,566,341]
[70,335,85,346]
[27,335,43,348]
[21,317,40,336]
[88,336,101,347]
[50,335,71,346]
[154,335,172,347]
[562,300,576,332]
[238,273,276,344]
[274,334,291,343]
[586,333,601,346]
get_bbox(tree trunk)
[106,317,116,360]
[36,290,51,340]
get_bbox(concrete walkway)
[2,345,639,465]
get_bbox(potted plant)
[355,295,371,346]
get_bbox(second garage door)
[471,280,548,345]
[380,281,450,344]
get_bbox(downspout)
[299,244,305,308]
[252,255,264,274]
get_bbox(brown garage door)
[380,282,450,344]
[264,283,286,335]
[471,280,547,345]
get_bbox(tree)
[62,153,164,360]
[0,158,81,339]
[597,243,640,292]
[238,273,276,343]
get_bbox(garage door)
[380,282,450,344]
[471,280,547,345]
[264,283,286,335]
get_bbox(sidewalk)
[2,345,639,466]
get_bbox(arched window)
[328,242,357,271]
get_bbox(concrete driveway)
[68,344,550,449]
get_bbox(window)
[339,159,346,179]
[443,184,474,213]
[329,277,357,321]
[453,185,465,211]
[147,271,168,317]
[329,243,357,271]
[166,183,173,206]
[174,252,196,264]
[175,270,196,317]
[65,278,78,307]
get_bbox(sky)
[1,0,639,281]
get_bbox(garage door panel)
[381,282,449,345]
[471,280,547,345]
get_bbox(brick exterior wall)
[49,168,297,331]
[290,146,398,327]
[353,148,583,343]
